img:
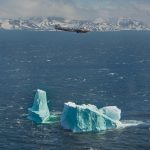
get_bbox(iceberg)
[61,102,122,132]
[100,106,121,121]
[28,89,50,123]
[28,89,59,124]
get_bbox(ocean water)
[0,30,150,150]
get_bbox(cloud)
[0,0,150,24]
[0,0,79,19]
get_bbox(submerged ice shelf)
[61,102,122,132]
[28,89,58,124]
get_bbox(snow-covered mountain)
[0,17,150,31]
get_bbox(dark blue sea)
[0,31,150,150]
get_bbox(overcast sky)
[0,0,150,24]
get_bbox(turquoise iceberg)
[61,102,122,132]
[28,89,51,123]
[100,106,121,121]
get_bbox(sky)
[0,0,150,24]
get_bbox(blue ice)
[61,102,122,132]
[28,89,51,123]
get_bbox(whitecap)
[83,78,86,82]
[119,120,144,128]
[46,59,51,62]
[119,76,124,79]
[19,106,24,110]
[144,99,149,102]
[108,73,116,76]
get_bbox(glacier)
[61,102,122,132]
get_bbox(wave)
[119,120,144,128]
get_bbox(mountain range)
[0,17,150,31]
